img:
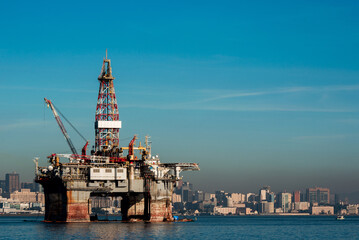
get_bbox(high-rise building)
[259,201,274,214]
[204,193,212,201]
[293,191,301,203]
[259,186,271,202]
[267,192,275,202]
[259,189,267,202]
[195,190,204,202]
[182,189,193,203]
[180,182,193,203]
[215,191,227,206]
[231,193,246,203]
[20,181,41,192]
[278,192,292,213]
[0,180,6,192]
[21,182,34,191]
[225,196,233,207]
[246,193,256,202]
[6,172,20,193]
[306,187,330,205]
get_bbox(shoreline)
[1,213,355,217]
[0,213,44,217]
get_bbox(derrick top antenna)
[98,49,114,80]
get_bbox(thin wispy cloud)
[120,103,357,113]
[336,118,359,125]
[193,106,357,113]
[322,85,359,91]
[0,120,44,132]
[0,85,96,93]
[118,84,359,113]
[292,134,348,141]
[199,84,359,103]
[2,84,356,114]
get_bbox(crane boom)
[44,98,78,155]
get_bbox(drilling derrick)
[95,52,121,152]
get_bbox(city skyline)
[2,171,358,217]
[0,170,349,204]
[0,170,354,202]
[0,1,359,194]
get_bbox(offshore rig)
[35,53,199,222]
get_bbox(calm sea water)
[1,215,359,239]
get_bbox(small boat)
[336,215,345,220]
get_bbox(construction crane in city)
[44,98,88,156]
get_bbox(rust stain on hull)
[149,200,173,222]
[66,190,90,222]
[67,203,90,222]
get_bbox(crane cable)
[47,101,133,146]
[51,103,88,143]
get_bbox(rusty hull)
[35,158,199,223]
[66,190,91,222]
[39,178,91,222]
[122,180,173,222]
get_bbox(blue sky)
[0,1,358,194]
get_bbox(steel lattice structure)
[95,54,121,151]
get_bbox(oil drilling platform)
[35,53,199,222]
